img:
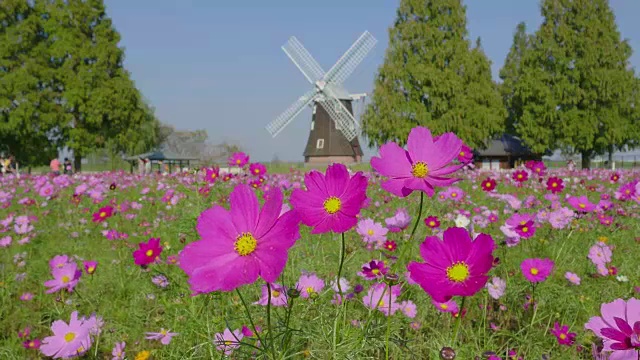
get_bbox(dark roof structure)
[123,151,199,162]
[475,134,536,157]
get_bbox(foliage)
[0,0,160,170]
[510,0,639,168]
[361,0,505,149]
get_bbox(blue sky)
[104,0,640,162]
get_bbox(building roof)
[123,150,199,162]
[475,134,536,157]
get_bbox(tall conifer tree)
[361,0,505,149]
[513,0,638,168]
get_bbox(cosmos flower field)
[1,128,640,359]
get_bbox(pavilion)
[474,134,540,170]
[123,150,199,174]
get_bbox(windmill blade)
[266,89,318,137]
[282,36,326,84]
[319,88,359,141]
[324,31,377,86]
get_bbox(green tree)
[44,0,158,171]
[361,0,505,149]
[0,0,65,168]
[513,0,638,169]
[499,22,533,134]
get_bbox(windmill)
[266,31,377,164]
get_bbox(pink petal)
[625,298,640,325]
[325,164,349,196]
[255,188,284,238]
[371,142,412,178]
[197,206,237,240]
[429,132,463,170]
[406,126,435,163]
[179,239,235,276]
[229,184,259,233]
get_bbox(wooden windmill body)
[265,32,377,164]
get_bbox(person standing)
[50,158,61,176]
[63,158,73,175]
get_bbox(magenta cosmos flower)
[204,168,219,183]
[132,238,162,266]
[370,126,464,197]
[249,162,267,176]
[92,206,113,223]
[407,227,495,302]
[521,258,554,283]
[179,184,300,293]
[40,311,93,358]
[567,195,597,212]
[290,163,367,234]
[551,322,576,346]
[585,298,640,358]
[228,152,249,167]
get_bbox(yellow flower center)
[377,299,386,308]
[517,174,523,179]
[323,197,341,214]
[559,333,566,340]
[446,262,470,283]
[372,269,380,275]
[411,161,429,178]
[459,151,465,157]
[579,203,586,209]
[234,232,257,256]
[451,193,457,197]
[88,266,95,273]
[440,304,448,310]
[145,249,153,257]
[521,227,529,233]
[211,174,216,179]
[161,329,168,336]
[236,159,241,164]
[64,332,76,342]
[552,182,557,187]
[520,221,526,225]
[485,182,491,188]
[367,229,374,236]
[530,267,539,275]
[29,341,35,347]
[254,169,260,174]
[306,287,315,294]
[224,340,233,346]
[429,221,435,227]
[99,212,106,218]
[62,275,70,283]
[272,290,280,297]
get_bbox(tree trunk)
[581,150,591,170]
[74,154,82,173]
[608,146,614,170]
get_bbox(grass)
[0,167,639,359]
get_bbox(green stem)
[235,288,265,352]
[332,232,347,358]
[408,192,425,242]
[283,295,295,353]
[385,285,393,360]
[266,283,277,360]
[530,283,538,327]
[451,297,466,346]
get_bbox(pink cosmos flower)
[44,262,82,293]
[249,162,267,176]
[512,170,528,183]
[356,218,388,245]
[457,144,473,164]
[567,195,596,212]
[228,152,249,167]
[481,178,496,192]
[40,311,93,358]
[254,283,288,307]
[92,206,114,223]
[520,258,554,283]
[551,322,576,346]
[424,215,440,228]
[399,300,417,318]
[358,260,388,280]
[546,177,564,193]
[432,299,459,314]
[565,272,581,285]
[384,208,411,232]
[83,261,98,275]
[179,185,300,293]
[112,341,125,360]
[408,227,495,302]
[486,277,506,299]
[362,283,400,316]
[132,238,162,266]
[370,126,464,198]
[585,298,640,359]
[588,242,612,266]
[290,163,367,234]
[214,328,243,356]
[204,168,219,183]
[296,273,325,299]
[145,329,178,345]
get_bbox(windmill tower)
[266,31,377,164]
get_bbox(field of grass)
[0,164,639,359]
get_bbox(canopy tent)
[123,150,199,174]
